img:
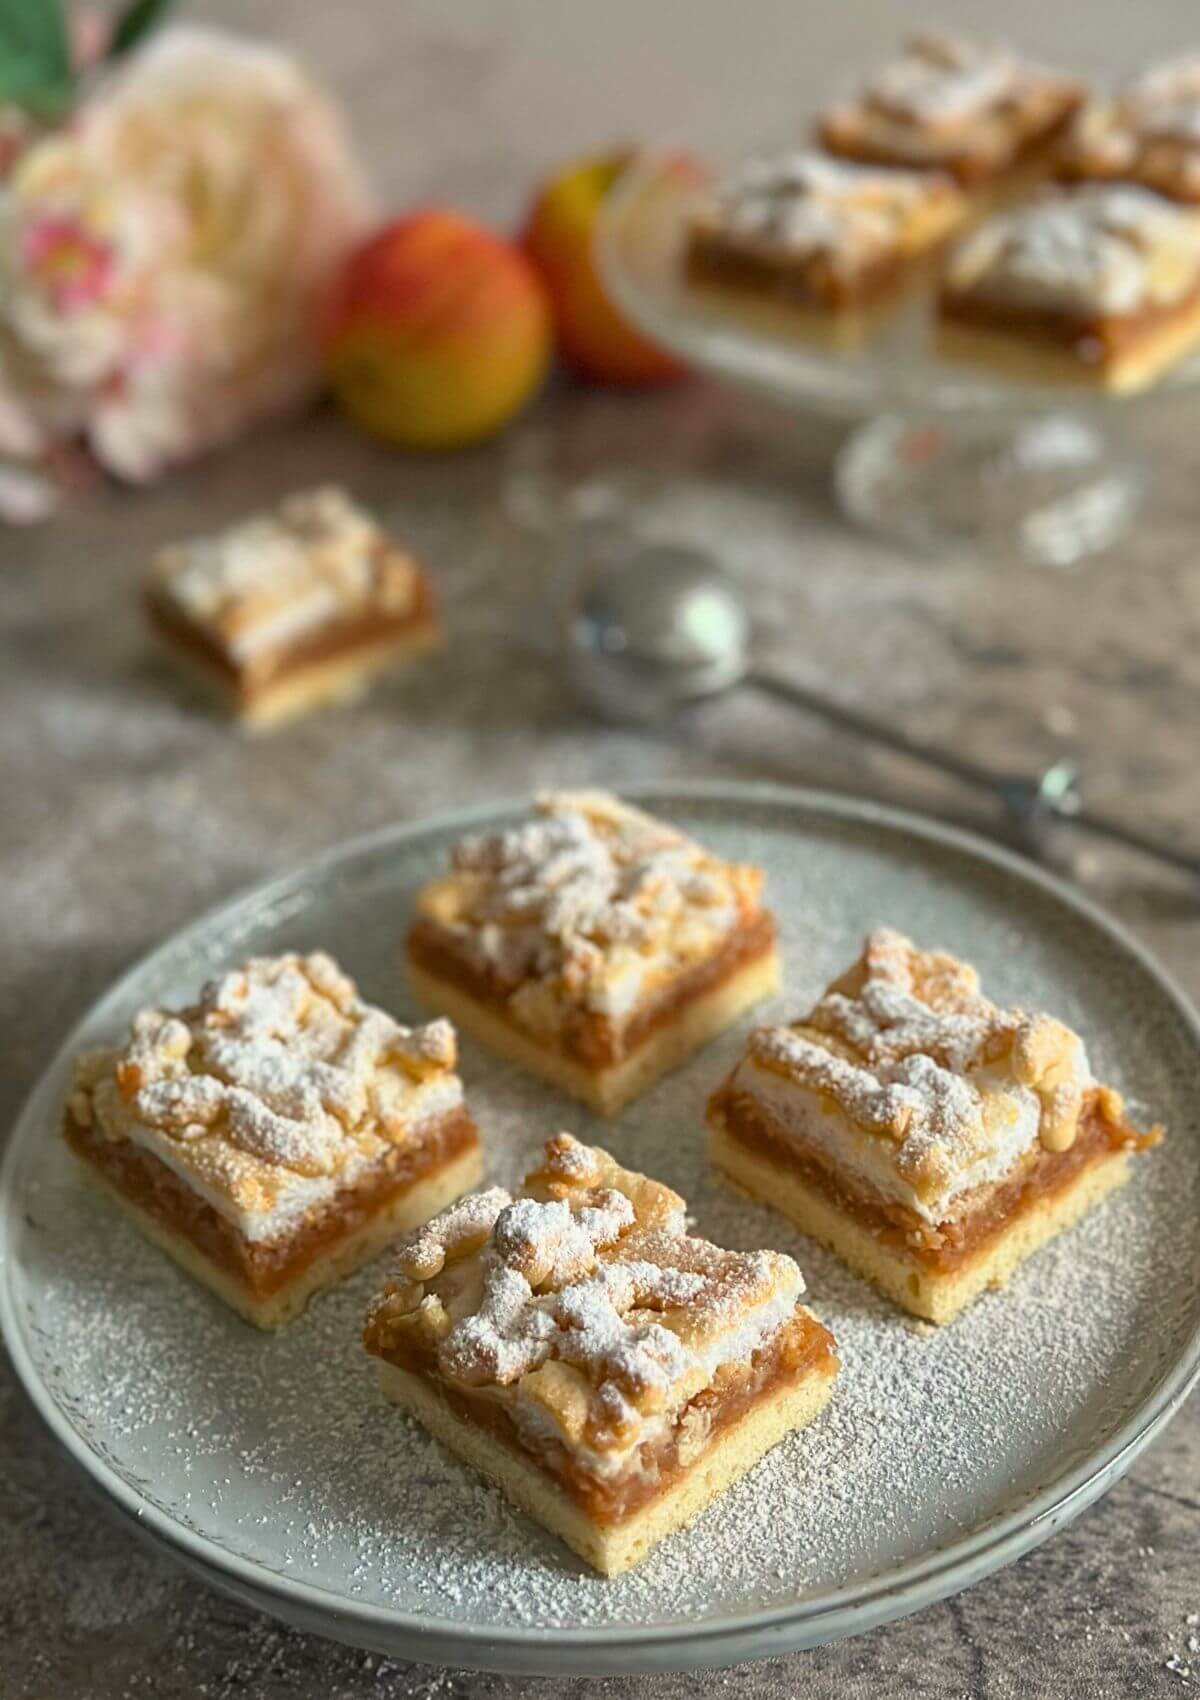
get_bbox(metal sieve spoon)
[564,544,1199,881]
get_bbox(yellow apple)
[524,150,685,386]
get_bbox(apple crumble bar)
[1059,53,1200,207]
[363,1133,838,1574]
[684,150,967,347]
[937,185,1200,390]
[64,951,483,1328]
[818,30,1084,199]
[708,927,1161,1325]
[406,791,779,1115]
[145,485,441,728]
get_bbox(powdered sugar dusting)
[736,925,1107,1216]
[392,1185,513,1282]
[415,788,767,1029]
[945,186,1200,318]
[1064,53,1200,198]
[149,486,421,664]
[367,1135,795,1450]
[865,32,1025,127]
[823,30,1078,169]
[699,150,956,272]
[69,950,464,1236]
[750,1024,930,1135]
[7,794,1197,1642]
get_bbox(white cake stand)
[596,149,1200,567]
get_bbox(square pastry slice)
[937,186,1200,391]
[146,485,441,728]
[64,952,483,1328]
[363,1133,838,1575]
[406,790,778,1115]
[1059,54,1200,206]
[708,928,1161,1325]
[818,30,1084,199]
[684,150,967,347]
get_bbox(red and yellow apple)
[523,150,684,387]
[318,209,552,450]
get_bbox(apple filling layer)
[710,1085,1150,1276]
[146,577,437,708]
[408,907,777,1070]
[66,1102,478,1300]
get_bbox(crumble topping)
[693,150,961,275]
[365,1134,807,1459]
[942,186,1200,317]
[148,486,422,668]
[68,952,464,1238]
[393,1185,513,1285]
[1126,54,1200,141]
[1064,57,1200,200]
[731,927,1108,1216]
[821,31,1080,171]
[863,33,1025,129]
[411,790,768,1034]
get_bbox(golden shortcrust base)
[407,947,780,1117]
[375,1341,836,1576]
[685,273,913,352]
[76,1139,484,1330]
[936,302,1200,395]
[156,618,443,732]
[708,1108,1131,1326]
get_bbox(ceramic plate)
[3,784,1199,1674]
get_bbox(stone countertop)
[3,3,1200,1697]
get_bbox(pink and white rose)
[0,26,372,482]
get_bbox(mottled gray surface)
[3,1,1200,1695]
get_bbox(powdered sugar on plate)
[4,791,1198,1646]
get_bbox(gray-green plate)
[3,783,1199,1674]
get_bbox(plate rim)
[4,778,1199,1674]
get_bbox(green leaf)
[15,74,74,120]
[0,0,71,109]
[108,0,176,59]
